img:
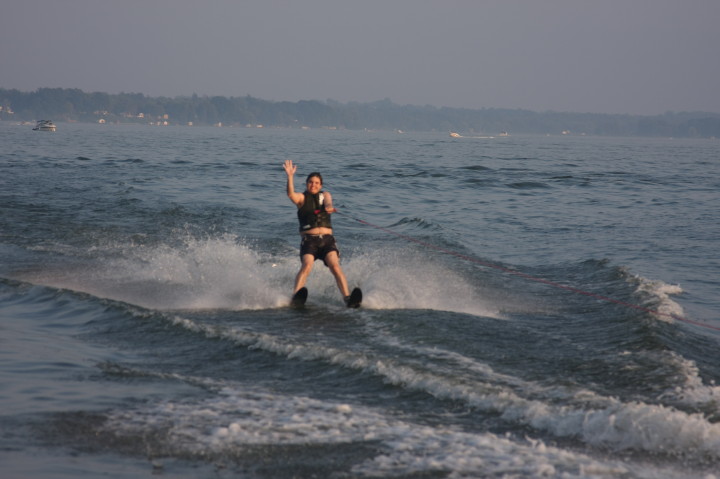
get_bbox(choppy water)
[1,122,719,478]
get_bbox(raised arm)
[283,160,305,206]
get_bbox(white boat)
[449,132,461,138]
[33,120,57,131]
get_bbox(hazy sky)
[2,0,719,115]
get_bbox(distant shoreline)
[2,87,719,138]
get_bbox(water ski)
[290,287,308,307]
[345,287,362,308]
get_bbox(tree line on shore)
[1,87,719,138]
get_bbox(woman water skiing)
[283,159,361,307]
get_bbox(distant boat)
[33,120,56,131]
[450,131,497,139]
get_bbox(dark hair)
[306,172,323,185]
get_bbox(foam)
[17,233,502,316]
[19,234,291,310]
[348,249,502,317]
[112,234,289,310]
[631,273,685,322]
[657,351,720,412]
[170,314,720,460]
[17,233,720,459]
[101,384,641,478]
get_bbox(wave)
[387,216,443,231]
[97,381,655,478]
[7,268,718,468]
[507,181,550,189]
[12,233,502,317]
[14,234,288,310]
[629,272,685,322]
[459,164,493,171]
[350,249,501,317]
[8,227,699,330]
[163,312,720,461]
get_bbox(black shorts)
[300,234,340,266]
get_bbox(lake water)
[1,122,719,478]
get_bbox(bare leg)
[324,251,350,298]
[294,254,315,293]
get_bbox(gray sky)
[2,0,719,115]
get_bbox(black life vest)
[297,191,332,232]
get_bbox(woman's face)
[306,176,322,194]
